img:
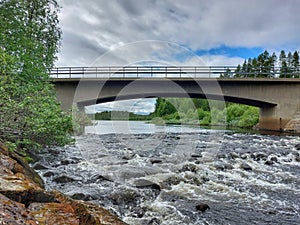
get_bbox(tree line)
[221,50,300,78]
[93,98,259,129]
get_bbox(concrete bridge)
[51,66,300,132]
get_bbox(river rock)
[43,171,55,177]
[251,152,267,161]
[134,179,161,191]
[180,163,199,173]
[265,160,274,165]
[195,203,210,212]
[229,152,240,159]
[53,175,76,183]
[150,158,163,164]
[32,162,48,170]
[214,162,234,170]
[240,162,252,171]
[295,143,300,150]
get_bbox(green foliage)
[0,1,72,151]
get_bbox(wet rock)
[88,174,113,183]
[163,174,182,187]
[251,152,267,161]
[53,175,76,183]
[214,162,234,171]
[134,179,161,191]
[269,156,278,163]
[240,153,248,159]
[150,158,163,164]
[195,203,210,212]
[265,160,274,165]
[240,162,252,171]
[148,217,161,225]
[191,154,202,158]
[295,156,300,162]
[295,143,300,150]
[32,163,48,170]
[43,171,55,177]
[110,188,140,205]
[70,192,94,201]
[229,152,239,159]
[180,163,199,173]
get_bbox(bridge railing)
[50,66,300,79]
[50,66,237,78]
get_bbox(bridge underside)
[53,78,300,132]
[77,93,276,109]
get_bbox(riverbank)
[0,141,127,224]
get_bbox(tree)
[269,52,277,77]
[234,64,242,77]
[292,51,299,77]
[0,0,72,150]
[279,50,288,78]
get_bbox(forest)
[94,98,259,129]
[221,50,300,78]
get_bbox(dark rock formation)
[196,203,210,212]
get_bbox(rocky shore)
[0,141,127,225]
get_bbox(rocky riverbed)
[0,141,127,224]
[32,123,300,225]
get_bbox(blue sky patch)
[195,45,264,59]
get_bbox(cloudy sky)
[56,0,300,114]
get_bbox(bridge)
[51,66,300,132]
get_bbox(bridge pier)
[259,103,300,132]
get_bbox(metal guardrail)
[49,66,299,79]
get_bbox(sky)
[56,0,300,114]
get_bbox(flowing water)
[34,121,300,224]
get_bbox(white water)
[36,121,300,225]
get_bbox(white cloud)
[56,0,300,66]
[86,98,156,114]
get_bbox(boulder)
[134,179,161,191]
[195,203,210,212]
[241,162,252,171]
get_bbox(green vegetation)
[0,0,72,151]
[150,98,259,128]
[94,98,259,129]
[94,111,151,121]
[221,50,300,78]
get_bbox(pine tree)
[292,51,299,77]
[279,50,288,78]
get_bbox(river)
[34,121,300,224]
